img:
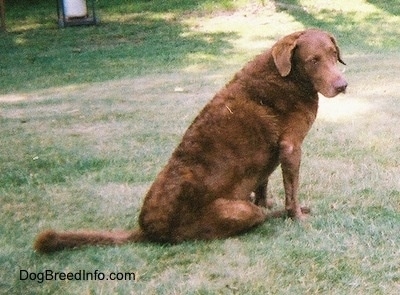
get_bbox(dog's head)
[272,29,347,98]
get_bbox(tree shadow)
[1,0,238,94]
[271,0,399,53]
[365,0,400,15]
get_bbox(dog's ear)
[272,32,303,77]
[330,35,346,65]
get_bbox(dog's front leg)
[254,181,274,208]
[279,140,307,220]
[254,180,277,209]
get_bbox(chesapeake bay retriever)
[34,29,347,253]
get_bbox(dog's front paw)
[254,197,275,209]
[288,206,311,221]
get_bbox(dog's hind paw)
[300,206,311,214]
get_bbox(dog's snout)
[335,79,348,93]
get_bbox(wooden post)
[0,0,5,32]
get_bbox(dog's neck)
[226,54,319,114]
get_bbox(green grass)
[1,0,400,294]
[1,0,240,94]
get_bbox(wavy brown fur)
[34,29,345,253]
[34,209,310,253]
[34,229,147,253]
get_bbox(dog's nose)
[335,79,348,93]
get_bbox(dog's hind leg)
[172,199,268,242]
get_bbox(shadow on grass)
[366,0,400,15]
[2,0,399,94]
[271,0,400,53]
[1,0,238,94]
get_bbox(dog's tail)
[34,228,147,254]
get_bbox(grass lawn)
[1,0,399,294]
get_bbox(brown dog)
[34,29,347,253]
